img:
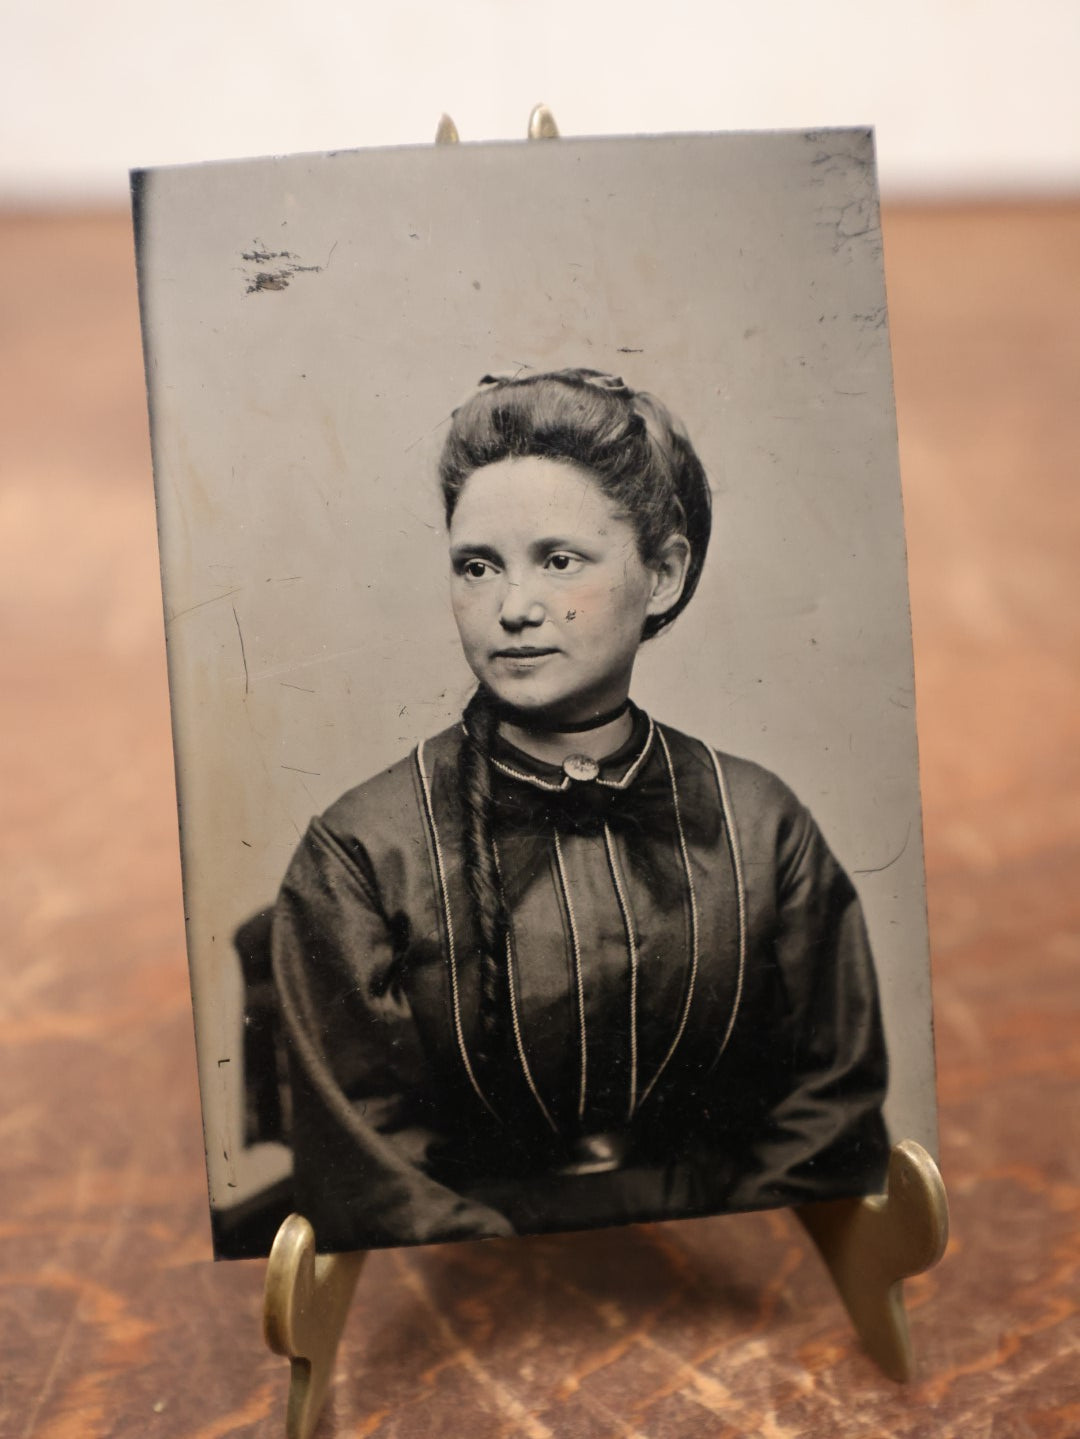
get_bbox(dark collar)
[484,704,657,794]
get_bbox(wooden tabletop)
[2,204,1077,1438]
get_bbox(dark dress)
[271,707,889,1253]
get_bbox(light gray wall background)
[6,0,1080,202]
[139,129,937,1215]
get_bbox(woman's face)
[449,456,687,724]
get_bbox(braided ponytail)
[460,688,510,1067]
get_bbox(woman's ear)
[645,534,692,620]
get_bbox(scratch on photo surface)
[404,410,455,454]
[232,605,249,695]
[167,586,242,624]
[249,642,372,684]
[854,819,912,875]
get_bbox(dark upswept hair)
[439,368,713,1100]
[439,367,712,642]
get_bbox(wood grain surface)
[1,204,1077,1438]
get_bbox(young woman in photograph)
[271,368,889,1252]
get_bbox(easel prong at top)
[433,106,560,145]
[435,114,459,145]
[528,104,560,140]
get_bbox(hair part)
[439,368,711,641]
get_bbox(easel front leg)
[263,1215,366,1439]
[797,1139,948,1381]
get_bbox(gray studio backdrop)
[136,128,937,1221]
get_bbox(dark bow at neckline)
[479,713,724,904]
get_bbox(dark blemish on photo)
[242,238,337,295]
[247,271,292,293]
[242,245,296,263]
[280,681,316,693]
[617,347,644,354]
[241,839,252,848]
[232,605,249,695]
[566,610,577,621]
[472,280,481,290]
[217,1057,231,1066]
[281,764,322,776]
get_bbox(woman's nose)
[498,579,546,630]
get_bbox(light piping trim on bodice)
[414,741,501,1123]
[636,726,701,1109]
[602,823,640,1120]
[706,747,747,1068]
[493,840,561,1136]
[552,829,588,1119]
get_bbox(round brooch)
[562,753,600,783]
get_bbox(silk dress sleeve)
[730,796,890,1208]
[271,815,514,1251]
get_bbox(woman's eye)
[545,552,584,574]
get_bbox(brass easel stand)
[261,107,949,1436]
[264,1139,947,1438]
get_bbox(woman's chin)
[486,683,562,715]
[481,679,625,730]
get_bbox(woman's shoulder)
[655,719,804,817]
[317,722,466,843]
[653,718,818,875]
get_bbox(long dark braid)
[460,687,510,1067]
[440,368,713,1078]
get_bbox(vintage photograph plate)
[133,128,937,1259]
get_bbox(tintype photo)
[134,129,937,1259]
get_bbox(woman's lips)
[491,647,559,670]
